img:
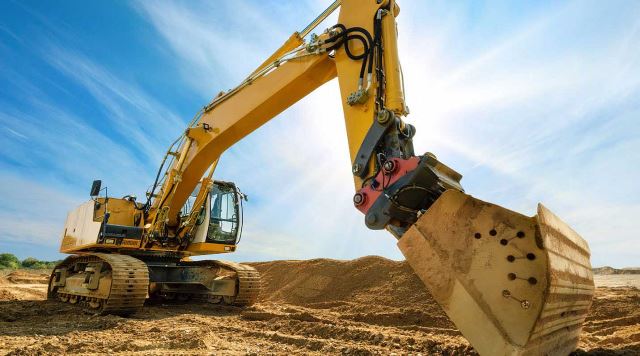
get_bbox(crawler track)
[215,260,262,306]
[176,259,262,306]
[48,253,149,315]
[48,254,260,315]
[98,254,149,314]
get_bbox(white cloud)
[42,46,185,166]
[129,0,640,267]
[396,0,640,267]
[133,0,404,262]
[0,28,188,251]
[0,100,151,195]
[0,173,80,248]
[1,0,638,267]
[132,1,290,95]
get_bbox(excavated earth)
[0,256,638,355]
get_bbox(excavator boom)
[49,1,594,355]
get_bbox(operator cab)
[207,181,243,244]
[183,181,245,246]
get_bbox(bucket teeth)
[398,189,594,356]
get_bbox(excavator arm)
[146,0,462,242]
[147,43,337,234]
[58,1,594,355]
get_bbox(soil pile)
[4,270,49,284]
[250,257,453,329]
[593,266,640,275]
[0,270,48,301]
[252,256,432,307]
[0,257,638,355]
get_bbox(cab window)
[207,183,240,244]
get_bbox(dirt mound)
[250,256,453,328]
[0,261,638,355]
[251,256,432,306]
[4,270,49,284]
[593,266,640,275]
[577,287,640,353]
[0,289,16,301]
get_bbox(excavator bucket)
[398,190,594,356]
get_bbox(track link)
[98,254,149,315]
[215,260,262,306]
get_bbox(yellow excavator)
[48,1,595,355]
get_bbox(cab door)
[206,181,243,245]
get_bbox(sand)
[0,257,638,355]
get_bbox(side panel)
[398,190,545,354]
[60,201,102,252]
[184,243,236,255]
[60,199,142,253]
[93,198,142,227]
[397,190,594,356]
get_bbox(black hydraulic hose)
[347,34,369,80]
[325,24,374,81]
[370,14,382,78]
[326,24,373,48]
[142,155,169,212]
[327,33,371,59]
[324,19,386,187]
[346,37,369,82]
[374,15,384,107]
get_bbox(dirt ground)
[0,257,638,355]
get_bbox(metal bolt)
[366,213,378,225]
[352,163,361,175]
[521,300,531,309]
[353,193,365,206]
[377,109,391,124]
[383,160,396,174]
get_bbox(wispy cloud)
[396,0,640,266]
[0,5,190,256]
[133,0,401,262]
[128,0,640,266]
[0,173,80,248]
[42,46,185,166]
[1,0,638,266]
[132,1,289,95]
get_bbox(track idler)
[399,190,594,356]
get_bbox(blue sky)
[0,1,638,267]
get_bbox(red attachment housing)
[354,156,420,214]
